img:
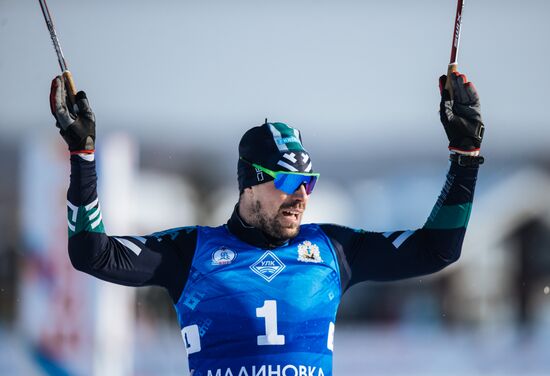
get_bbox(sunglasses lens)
[304,176,317,194]
[274,173,318,195]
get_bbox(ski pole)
[38,0,77,106]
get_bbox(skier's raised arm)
[320,71,485,288]
[50,76,196,302]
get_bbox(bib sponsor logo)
[207,364,325,376]
[297,240,323,263]
[212,247,237,265]
[250,251,286,282]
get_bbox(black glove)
[49,76,95,152]
[439,72,484,156]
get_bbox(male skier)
[49,71,484,376]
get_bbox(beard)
[250,199,304,241]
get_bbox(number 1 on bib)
[256,300,285,345]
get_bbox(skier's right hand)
[50,75,96,152]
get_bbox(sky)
[1,0,549,160]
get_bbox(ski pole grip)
[62,70,77,107]
[445,63,457,100]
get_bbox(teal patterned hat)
[238,121,313,191]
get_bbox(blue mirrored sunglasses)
[241,157,319,195]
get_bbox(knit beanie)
[238,121,313,192]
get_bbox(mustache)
[280,200,305,211]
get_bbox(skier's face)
[245,181,309,240]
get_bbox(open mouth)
[281,209,301,220]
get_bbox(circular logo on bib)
[212,247,237,265]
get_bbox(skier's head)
[237,121,316,192]
[237,121,319,240]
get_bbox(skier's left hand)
[439,72,484,156]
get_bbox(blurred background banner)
[1,0,550,375]
[18,140,95,375]
[16,136,139,375]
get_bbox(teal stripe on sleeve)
[67,199,105,237]
[424,202,473,229]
